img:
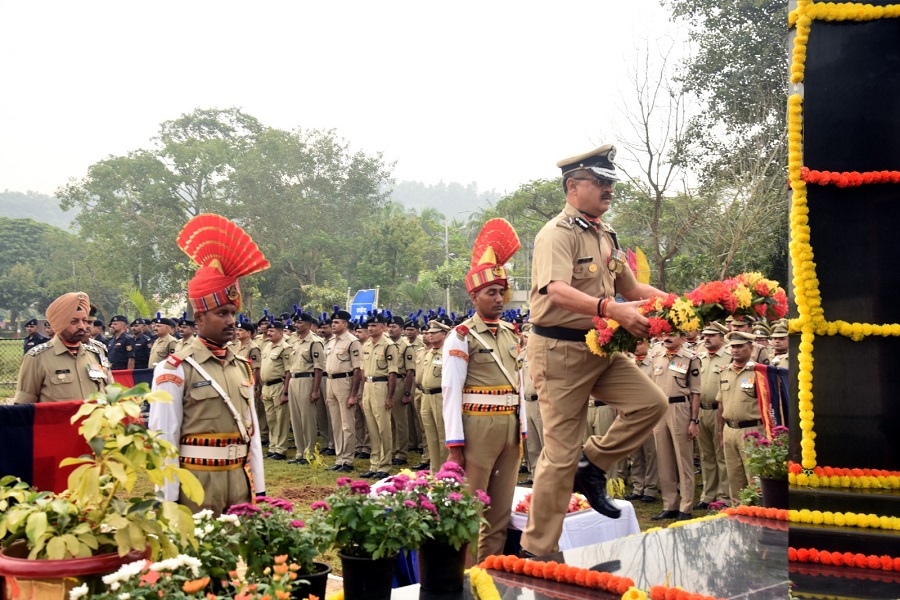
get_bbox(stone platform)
[392,514,788,599]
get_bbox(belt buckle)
[366,376,373,382]
[504,393,517,407]
[226,444,239,460]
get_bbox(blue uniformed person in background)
[23,318,49,354]
[106,314,135,370]
[131,317,153,369]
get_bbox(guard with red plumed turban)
[150,214,271,514]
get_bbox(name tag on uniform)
[668,361,688,375]
[432,358,442,366]
[478,348,493,353]
[191,380,212,388]
[56,369,71,374]
[576,256,593,264]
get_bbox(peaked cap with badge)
[177,214,271,313]
[557,144,619,183]
[465,218,521,302]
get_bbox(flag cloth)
[754,363,789,438]
[112,368,154,422]
[0,401,88,493]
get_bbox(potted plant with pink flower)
[744,426,789,508]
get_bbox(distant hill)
[388,181,500,215]
[0,190,76,231]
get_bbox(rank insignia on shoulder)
[455,324,469,339]
[27,343,50,356]
[166,355,183,368]
[572,216,591,231]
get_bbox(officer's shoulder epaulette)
[234,354,250,364]
[84,342,103,355]
[602,221,616,234]
[555,216,574,230]
[163,354,184,370]
[454,322,471,340]
[26,343,50,357]
[498,320,516,332]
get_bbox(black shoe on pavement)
[391,459,408,466]
[359,470,377,478]
[338,464,354,472]
[325,464,342,471]
[321,448,336,456]
[268,453,287,461]
[694,501,711,510]
[676,512,693,521]
[372,471,390,480]
[641,495,659,503]
[572,453,621,519]
[355,452,371,459]
[520,479,534,486]
[651,510,680,521]
[412,462,430,471]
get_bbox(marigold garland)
[788,461,900,489]
[788,508,900,531]
[468,567,501,600]
[801,167,900,187]
[789,546,900,571]
[722,505,789,521]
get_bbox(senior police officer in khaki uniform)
[151,214,268,514]
[520,146,668,558]
[519,326,543,486]
[324,309,363,473]
[717,331,765,502]
[419,317,451,469]
[387,315,411,466]
[770,320,789,366]
[284,312,325,464]
[648,332,702,521]
[15,292,110,404]
[623,338,659,502]
[260,319,294,461]
[695,322,731,509]
[730,315,770,364]
[359,311,400,479]
[403,318,426,458]
[410,323,434,470]
[149,316,179,367]
[443,218,525,562]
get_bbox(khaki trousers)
[256,395,269,442]
[316,377,334,450]
[524,398,544,477]
[723,424,763,501]
[390,384,409,461]
[262,382,289,455]
[653,401,695,513]
[179,466,250,516]
[354,404,370,453]
[520,336,667,555]
[628,432,659,496]
[420,392,448,468]
[362,381,392,471]
[326,377,357,467]
[288,376,317,457]
[462,411,521,563]
[698,406,729,502]
[583,404,625,481]
[413,389,429,462]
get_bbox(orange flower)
[274,554,288,565]
[512,558,527,574]
[584,570,602,588]
[502,555,518,572]
[650,586,668,600]
[273,563,289,575]
[182,577,210,594]
[482,555,497,569]
[615,577,634,595]
[275,591,290,600]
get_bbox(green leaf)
[25,512,48,544]
[46,536,67,560]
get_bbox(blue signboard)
[349,289,377,319]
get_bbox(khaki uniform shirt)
[404,337,423,372]
[649,347,702,399]
[716,363,761,421]
[361,335,400,378]
[770,351,789,367]
[289,332,326,374]
[325,332,362,375]
[14,336,110,404]
[698,347,731,404]
[260,339,293,384]
[175,335,195,353]
[236,340,262,371]
[414,346,429,388]
[752,343,770,365]
[632,353,652,377]
[149,334,178,368]
[421,346,444,391]
[530,202,639,329]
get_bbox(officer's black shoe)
[321,448,336,456]
[268,453,287,461]
[520,479,534,486]
[650,510,680,521]
[264,452,275,459]
[288,457,309,465]
[519,464,529,474]
[676,512,693,521]
[355,451,371,459]
[641,495,659,503]
[359,470,377,478]
[572,454,621,519]
[694,501,711,510]
[325,464,342,471]
[412,462,430,470]
[623,493,640,501]
[372,471,390,480]
[391,459,408,466]
[338,464,354,472]
[518,548,537,559]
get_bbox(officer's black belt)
[532,325,592,342]
[416,384,425,391]
[328,372,352,379]
[291,372,314,378]
[725,418,762,429]
[700,401,719,410]
[589,398,606,407]
[422,387,442,395]
[366,376,389,383]
[527,394,538,401]
[668,396,687,404]
[264,378,284,386]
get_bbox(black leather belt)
[328,372,352,379]
[725,418,762,429]
[668,396,687,403]
[700,401,719,410]
[291,372,314,378]
[532,324,591,342]
[589,399,606,407]
[422,387,441,394]
[264,378,284,386]
[366,376,389,383]
[526,394,538,401]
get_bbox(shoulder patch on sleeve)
[166,355,183,367]
[448,349,469,362]
[455,324,469,340]
[155,373,184,386]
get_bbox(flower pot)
[338,551,396,600]
[418,541,468,593]
[759,476,789,509]
[0,541,149,600]
[292,561,331,600]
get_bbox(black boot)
[572,453,621,519]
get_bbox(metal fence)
[0,339,23,399]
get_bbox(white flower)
[203,523,215,534]
[193,509,214,522]
[99,523,112,533]
[109,582,120,591]
[194,527,205,539]
[118,594,131,600]
[217,513,240,525]
[69,584,89,600]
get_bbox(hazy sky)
[1,1,682,198]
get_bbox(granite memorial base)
[391,514,788,599]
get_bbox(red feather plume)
[177,214,270,278]
[471,218,521,266]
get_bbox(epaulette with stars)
[26,343,50,357]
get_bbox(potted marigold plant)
[744,426,789,508]
[0,384,203,599]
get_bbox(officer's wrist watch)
[690,418,700,425]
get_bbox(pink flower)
[441,461,465,475]
[448,492,463,502]
[310,501,330,511]
[476,490,491,506]
[349,481,371,495]
[404,500,417,508]
[435,470,463,483]
[290,520,305,528]
[336,477,352,487]
[225,503,261,516]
